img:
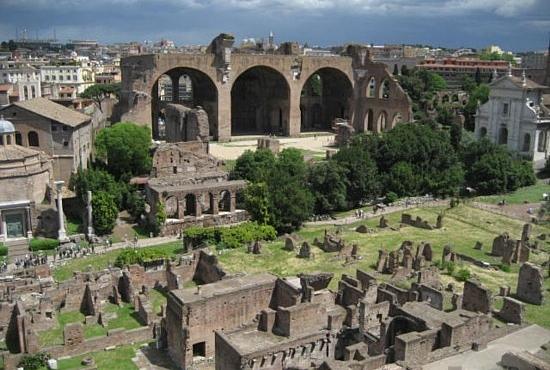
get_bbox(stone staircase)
[5,238,30,260]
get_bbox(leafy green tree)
[397,68,447,117]
[308,160,349,213]
[244,182,271,225]
[267,149,313,231]
[436,103,454,125]
[80,83,121,111]
[450,123,462,150]
[127,190,146,220]
[463,84,490,130]
[332,144,380,206]
[230,149,276,182]
[69,168,126,209]
[95,122,152,179]
[92,192,118,235]
[385,162,419,197]
[400,64,409,76]
[461,76,477,93]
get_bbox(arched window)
[178,74,193,102]
[379,80,390,99]
[378,111,388,132]
[367,77,376,98]
[498,127,508,145]
[15,132,22,145]
[23,86,28,100]
[522,133,531,152]
[480,127,487,138]
[158,75,172,102]
[28,131,39,147]
[31,85,36,98]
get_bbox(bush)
[455,268,471,282]
[30,238,60,251]
[443,262,456,276]
[183,222,277,250]
[114,247,172,268]
[385,192,398,205]
[499,263,511,273]
[0,244,7,256]
[18,352,51,370]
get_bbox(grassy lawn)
[37,303,144,347]
[474,182,549,205]
[56,342,149,370]
[52,242,183,282]
[218,204,550,327]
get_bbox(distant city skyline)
[0,0,549,52]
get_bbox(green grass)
[474,182,550,205]
[56,342,149,370]
[52,242,183,282]
[37,303,144,347]
[66,216,83,236]
[218,204,550,327]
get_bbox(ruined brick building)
[117,33,412,141]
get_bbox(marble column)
[25,206,33,238]
[212,195,219,215]
[55,181,68,242]
[86,191,94,238]
[230,193,236,213]
[0,210,5,242]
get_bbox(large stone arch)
[230,65,290,136]
[151,67,219,140]
[299,67,353,131]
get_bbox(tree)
[80,83,121,112]
[463,84,490,130]
[308,160,349,214]
[474,67,482,85]
[401,64,409,76]
[267,149,313,231]
[450,123,462,150]
[436,103,454,126]
[95,122,152,179]
[393,64,399,75]
[244,182,271,225]
[69,168,126,210]
[333,144,380,206]
[385,162,419,197]
[92,192,118,235]
[461,76,476,93]
[230,149,276,182]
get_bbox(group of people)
[355,209,367,219]
[13,253,48,270]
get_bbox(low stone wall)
[46,326,153,358]
[161,210,249,236]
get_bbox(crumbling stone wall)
[462,280,492,314]
[517,262,544,305]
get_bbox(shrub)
[0,244,7,256]
[455,268,471,282]
[182,222,276,250]
[114,247,172,268]
[499,263,511,273]
[385,192,398,205]
[30,238,60,251]
[444,261,456,275]
[18,352,51,370]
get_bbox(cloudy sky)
[0,0,549,51]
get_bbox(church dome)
[0,115,15,134]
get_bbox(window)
[498,127,508,145]
[23,86,28,100]
[31,86,36,98]
[62,126,68,131]
[63,141,69,147]
[480,127,487,137]
[503,103,509,115]
[59,76,63,81]
[15,132,22,145]
[45,75,50,81]
[522,133,531,152]
[367,77,376,98]
[51,124,57,132]
[28,131,39,147]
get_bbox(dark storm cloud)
[0,0,548,51]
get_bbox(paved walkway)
[304,200,448,226]
[423,325,550,370]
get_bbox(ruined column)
[25,206,33,238]
[195,194,202,218]
[55,181,68,242]
[287,87,301,137]
[230,193,236,213]
[86,191,94,239]
[212,195,219,215]
[0,210,5,242]
[177,198,185,219]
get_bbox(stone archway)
[185,194,197,216]
[300,68,353,131]
[231,66,290,136]
[219,191,231,212]
[151,67,218,140]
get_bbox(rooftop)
[9,97,90,127]
[170,273,277,305]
